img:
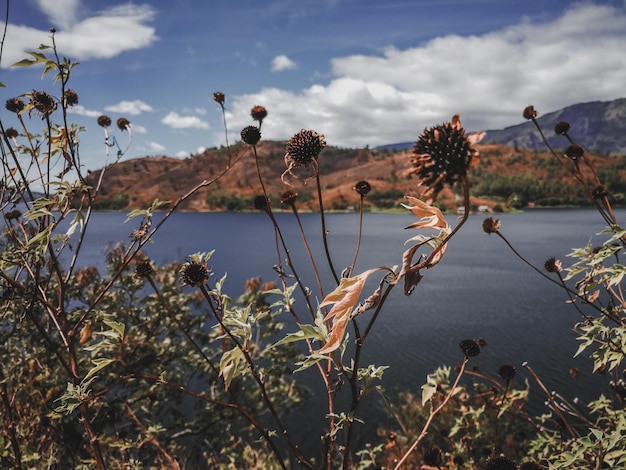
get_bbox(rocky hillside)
[87,140,626,213]
[483,98,626,154]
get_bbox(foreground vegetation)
[1,30,625,470]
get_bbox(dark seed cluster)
[179,261,210,287]
[285,129,326,166]
[241,126,262,145]
[460,339,481,358]
[30,90,57,117]
[411,118,477,197]
[353,180,371,197]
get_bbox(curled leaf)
[402,196,449,230]
[316,268,381,354]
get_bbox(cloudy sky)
[1,0,625,171]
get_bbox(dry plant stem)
[199,284,315,470]
[252,146,317,319]
[289,202,326,298]
[70,146,249,336]
[348,195,365,277]
[493,230,612,321]
[393,357,469,469]
[0,364,22,470]
[522,362,578,439]
[529,118,615,227]
[123,403,181,469]
[120,374,289,466]
[316,172,340,284]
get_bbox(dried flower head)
[485,456,517,470]
[5,97,25,114]
[282,129,326,184]
[564,144,584,160]
[498,364,517,382]
[280,190,298,206]
[410,114,483,201]
[4,209,22,221]
[250,105,267,123]
[30,90,57,117]
[63,89,79,107]
[544,257,562,273]
[354,180,371,197]
[460,339,481,358]
[213,92,225,105]
[4,127,18,139]
[97,115,112,127]
[554,121,570,135]
[133,261,155,280]
[240,125,261,145]
[117,118,131,131]
[179,260,210,287]
[482,217,501,234]
[253,195,269,211]
[523,105,538,120]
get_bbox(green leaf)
[83,358,114,383]
[219,348,246,390]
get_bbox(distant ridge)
[378,98,626,155]
[484,98,626,155]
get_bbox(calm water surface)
[73,208,624,447]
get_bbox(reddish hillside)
[87,141,626,212]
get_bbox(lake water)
[69,208,624,449]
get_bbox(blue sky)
[1,0,625,172]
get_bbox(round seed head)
[354,180,371,197]
[97,115,112,127]
[460,339,481,358]
[179,261,210,287]
[5,97,25,114]
[241,125,261,145]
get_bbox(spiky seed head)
[410,115,480,200]
[179,261,209,287]
[241,126,261,145]
[285,129,326,165]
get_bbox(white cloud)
[36,0,81,30]
[67,104,101,118]
[271,54,297,71]
[105,100,153,115]
[1,3,157,67]
[147,141,166,153]
[175,150,191,158]
[162,112,209,130]
[225,3,626,148]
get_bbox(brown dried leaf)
[316,268,380,354]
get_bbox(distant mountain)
[377,98,626,155]
[483,98,626,155]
